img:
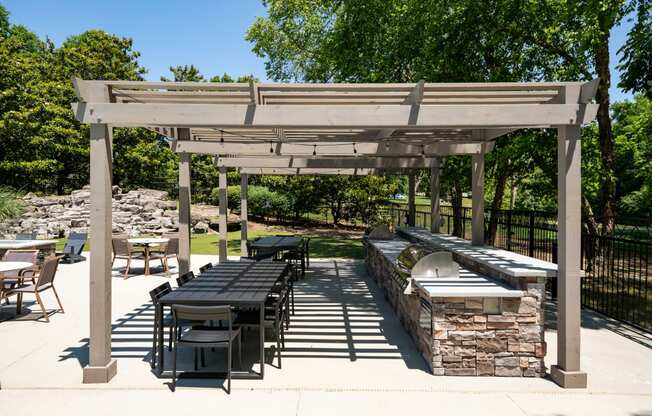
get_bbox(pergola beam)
[176,141,493,157]
[218,157,442,169]
[238,168,381,176]
[72,102,598,128]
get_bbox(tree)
[161,65,205,82]
[618,1,652,98]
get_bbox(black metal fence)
[385,204,652,332]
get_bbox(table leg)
[16,292,23,315]
[259,303,265,379]
[144,247,150,275]
[157,303,164,375]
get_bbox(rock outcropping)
[0,186,230,239]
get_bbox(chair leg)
[194,348,198,371]
[51,286,64,313]
[238,332,243,369]
[151,308,158,369]
[275,320,282,369]
[124,258,131,279]
[168,324,173,351]
[171,342,177,391]
[227,341,232,394]
[34,291,48,322]
[200,348,206,367]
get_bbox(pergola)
[72,78,598,388]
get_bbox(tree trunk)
[487,163,510,245]
[595,17,617,236]
[581,194,600,273]
[509,180,518,210]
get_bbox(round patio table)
[0,261,34,315]
[127,238,169,275]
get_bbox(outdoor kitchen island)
[364,227,550,377]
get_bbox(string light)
[269,141,274,154]
[421,144,426,158]
[220,129,224,143]
[353,143,358,157]
[312,144,317,158]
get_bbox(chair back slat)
[149,282,172,304]
[112,236,130,256]
[175,271,195,287]
[3,249,38,263]
[165,238,179,256]
[198,262,213,273]
[65,233,88,255]
[36,256,59,288]
[172,304,231,323]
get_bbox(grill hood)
[395,244,460,294]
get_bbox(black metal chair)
[16,232,36,240]
[235,275,289,368]
[282,237,307,279]
[175,271,195,287]
[56,232,87,264]
[149,282,173,368]
[198,263,213,273]
[170,305,242,394]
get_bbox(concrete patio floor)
[1,254,651,415]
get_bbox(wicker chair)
[5,256,64,322]
[149,237,179,276]
[112,235,144,279]
[1,250,39,304]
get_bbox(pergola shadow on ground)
[56,260,430,386]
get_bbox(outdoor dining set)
[148,234,310,393]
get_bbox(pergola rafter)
[71,77,598,389]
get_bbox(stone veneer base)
[365,239,546,377]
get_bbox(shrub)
[0,187,25,220]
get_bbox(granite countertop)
[366,238,523,298]
[398,227,564,278]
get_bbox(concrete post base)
[83,360,117,383]
[550,365,587,388]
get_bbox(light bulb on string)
[220,129,224,143]
[269,141,274,154]
[421,144,426,158]
[312,144,317,158]
[353,143,358,157]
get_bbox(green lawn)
[58,227,364,259]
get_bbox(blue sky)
[3,0,635,101]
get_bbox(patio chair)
[170,304,242,394]
[281,237,308,279]
[149,237,178,276]
[235,275,289,368]
[112,235,145,279]
[15,232,36,240]
[149,282,174,367]
[198,263,213,273]
[1,249,39,304]
[176,271,195,287]
[56,232,87,264]
[4,256,64,322]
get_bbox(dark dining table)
[250,236,302,257]
[156,260,288,379]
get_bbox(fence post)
[528,211,535,258]
[506,210,513,251]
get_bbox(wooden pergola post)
[218,166,228,263]
[430,158,441,233]
[240,173,249,257]
[551,125,587,388]
[83,123,117,383]
[407,171,416,226]
[471,152,485,245]
[177,129,192,275]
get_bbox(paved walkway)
[1,255,651,415]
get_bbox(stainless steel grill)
[394,244,459,293]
